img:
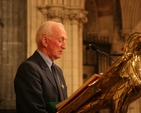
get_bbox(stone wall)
[0,0,27,109]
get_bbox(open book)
[56,74,101,113]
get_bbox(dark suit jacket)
[14,51,68,113]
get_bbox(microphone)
[86,44,115,61]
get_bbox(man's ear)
[41,35,48,47]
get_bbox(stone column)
[27,0,45,57]
[68,8,87,94]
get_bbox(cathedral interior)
[0,0,141,113]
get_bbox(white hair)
[35,21,64,47]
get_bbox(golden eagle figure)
[56,32,141,113]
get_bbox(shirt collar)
[36,50,52,69]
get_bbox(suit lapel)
[33,51,57,87]
[45,67,58,87]
[33,51,67,100]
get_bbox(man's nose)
[61,41,66,49]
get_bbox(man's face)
[46,27,67,61]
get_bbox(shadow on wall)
[0,18,4,28]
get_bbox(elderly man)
[14,21,68,113]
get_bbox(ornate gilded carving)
[56,32,141,113]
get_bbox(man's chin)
[54,56,61,60]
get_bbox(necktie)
[51,63,64,101]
